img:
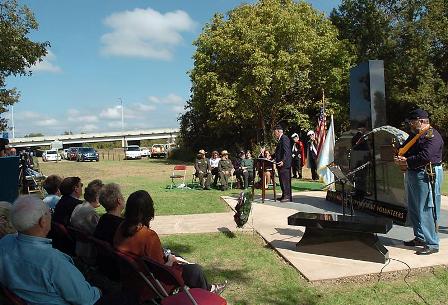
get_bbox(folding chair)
[66,226,96,265]
[169,165,187,189]
[112,249,162,304]
[0,283,27,305]
[88,236,120,282]
[49,221,76,256]
[141,257,227,305]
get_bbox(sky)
[4,0,340,137]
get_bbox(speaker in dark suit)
[272,125,292,202]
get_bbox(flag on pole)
[316,115,335,189]
[315,106,326,158]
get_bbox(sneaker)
[416,247,439,255]
[403,238,425,247]
[210,281,227,295]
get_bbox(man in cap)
[394,108,444,255]
[194,149,211,190]
[218,150,233,191]
[306,130,319,180]
[233,150,246,189]
[271,125,292,202]
[291,133,305,179]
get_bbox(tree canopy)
[331,0,448,136]
[180,0,353,153]
[0,0,48,130]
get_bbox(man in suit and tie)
[270,125,292,202]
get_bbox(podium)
[252,158,276,203]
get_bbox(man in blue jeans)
[395,109,444,255]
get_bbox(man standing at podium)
[272,125,292,202]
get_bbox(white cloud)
[35,118,59,127]
[100,7,196,60]
[148,93,184,105]
[68,115,98,123]
[171,105,184,113]
[135,103,156,112]
[16,111,40,120]
[100,106,122,119]
[31,50,62,73]
[81,124,98,132]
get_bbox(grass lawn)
[36,159,448,305]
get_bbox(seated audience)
[218,150,233,191]
[0,201,16,238]
[194,149,211,190]
[42,174,63,212]
[53,177,83,226]
[93,183,126,281]
[241,151,254,189]
[114,190,226,294]
[71,179,104,234]
[0,195,138,305]
[209,150,221,186]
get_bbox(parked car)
[140,147,150,157]
[42,150,61,162]
[125,145,142,160]
[67,147,80,161]
[150,144,167,158]
[60,148,69,160]
[77,147,99,162]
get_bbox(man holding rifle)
[394,109,444,255]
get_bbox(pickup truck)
[150,144,167,158]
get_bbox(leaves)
[0,0,49,130]
[180,0,352,152]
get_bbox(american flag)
[315,106,326,158]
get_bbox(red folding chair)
[141,257,227,305]
[1,283,27,305]
[169,165,187,189]
[111,249,162,303]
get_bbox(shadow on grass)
[218,228,237,238]
[162,241,194,255]
[147,158,191,165]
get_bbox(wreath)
[233,190,253,228]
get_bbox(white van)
[125,145,142,160]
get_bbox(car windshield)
[127,146,140,151]
[46,151,57,155]
[79,147,95,153]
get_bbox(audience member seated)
[93,183,126,281]
[233,151,245,189]
[53,177,83,226]
[71,179,104,234]
[114,190,226,294]
[209,150,221,187]
[0,195,137,305]
[241,151,254,189]
[194,149,211,190]
[42,174,63,212]
[218,150,233,191]
[70,179,104,264]
[0,201,16,238]
[94,183,125,245]
[258,150,275,189]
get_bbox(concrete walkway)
[151,191,448,282]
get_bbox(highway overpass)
[9,128,179,148]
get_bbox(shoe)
[416,247,439,255]
[403,238,425,247]
[280,198,290,203]
[276,197,284,201]
[210,281,227,295]
[292,176,297,179]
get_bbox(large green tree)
[331,0,448,136]
[0,0,48,130]
[180,0,353,152]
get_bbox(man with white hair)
[0,195,136,305]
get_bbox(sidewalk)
[151,191,448,282]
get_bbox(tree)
[331,0,448,137]
[180,0,353,152]
[0,0,49,130]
